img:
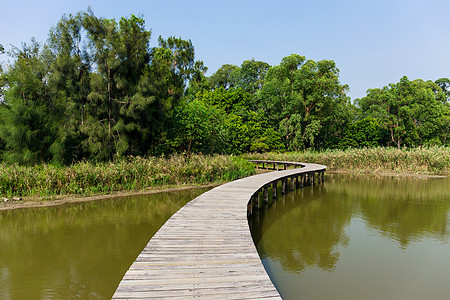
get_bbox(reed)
[0,154,255,198]
[244,146,450,175]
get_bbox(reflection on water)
[250,174,450,300]
[0,188,209,299]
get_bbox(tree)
[46,12,91,163]
[81,11,123,160]
[261,54,349,150]
[221,110,284,154]
[169,99,225,155]
[0,40,57,164]
[338,117,386,149]
[184,60,209,100]
[197,86,251,114]
[437,104,450,145]
[357,76,447,148]
[80,11,176,159]
[208,64,238,90]
[234,59,270,95]
[435,78,450,102]
[0,10,208,164]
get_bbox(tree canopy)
[0,10,448,165]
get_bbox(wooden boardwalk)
[113,161,326,299]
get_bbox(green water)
[0,188,210,299]
[250,174,450,300]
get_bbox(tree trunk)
[107,65,111,137]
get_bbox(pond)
[250,174,450,300]
[0,187,211,299]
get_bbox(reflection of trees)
[252,175,450,274]
[252,185,353,273]
[356,177,449,248]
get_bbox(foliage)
[1,10,449,166]
[338,117,387,149]
[0,10,203,164]
[435,78,450,102]
[0,154,255,197]
[233,59,270,95]
[260,54,350,150]
[208,64,238,90]
[356,76,447,148]
[0,40,57,165]
[169,99,226,155]
[223,111,284,154]
[196,86,251,114]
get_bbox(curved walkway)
[113,161,326,299]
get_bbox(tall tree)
[169,99,225,155]
[0,40,56,164]
[261,54,349,150]
[208,64,238,90]
[197,86,251,115]
[357,76,447,148]
[81,11,154,159]
[184,60,210,100]
[435,78,450,102]
[234,59,270,95]
[439,104,450,145]
[46,12,91,163]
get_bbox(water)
[250,174,450,300]
[0,188,210,299]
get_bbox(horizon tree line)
[0,10,449,165]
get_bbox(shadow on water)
[0,187,210,299]
[250,174,450,300]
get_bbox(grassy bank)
[2,147,448,199]
[244,146,450,175]
[0,154,255,198]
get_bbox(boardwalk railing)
[113,160,326,299]
[250,159,305,171]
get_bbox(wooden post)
[275,163,278,171]
[295,176,299,188]
[281,179,286,194]
[300,174,304,188]
[263,187,268,203]
[253,193,260,209]
[290,177,295,191]
[284,164,287,170]
[311,173,315,186]
[262,162,265,169]
[272,181,277,199]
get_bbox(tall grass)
[0,154,255,198]
[245,146,450,175]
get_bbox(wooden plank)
[112,161,326,299]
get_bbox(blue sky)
[1,0,449,100]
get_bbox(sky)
[1,0,449,100]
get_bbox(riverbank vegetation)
[2,146,448,199]
[0,155,254,198]
[245,146,450,175]
[0,10,449,196]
